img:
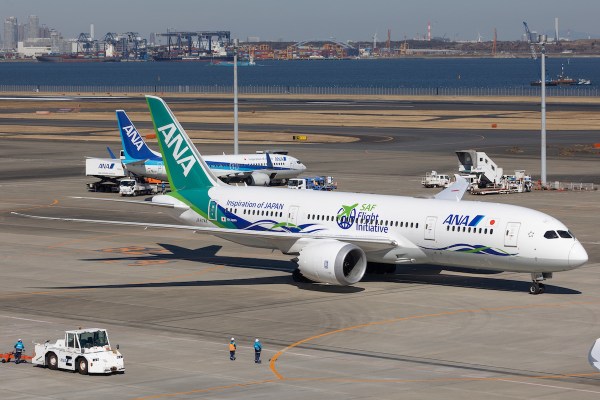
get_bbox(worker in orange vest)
[229,337,236,361]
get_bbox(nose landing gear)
[530,272,552,295]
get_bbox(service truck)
[119,177,154,196]
[32,328,124,375]
[287,176,337,191]
[86,157,126,192]
[421,171,451,188]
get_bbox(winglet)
[433,175,468,201]
[106,146,117,160]
[116,110,162,162]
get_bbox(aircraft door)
[504,222,520,247]
[424,216,437,240]
[208,200,218,221]
[288,206,299,226]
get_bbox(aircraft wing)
[12,212,398,254]
[70,196,175,208]
[433,175,468,201]
[211,169,252,179]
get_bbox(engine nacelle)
[297,240,367,285]
[247,172,270,186]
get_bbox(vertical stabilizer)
[116,110,162,162]
[145,96,222,191]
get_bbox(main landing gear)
[530,272,552,295]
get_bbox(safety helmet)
[231,337,235,341]
[18,339,22,341]
[255,338,259,342]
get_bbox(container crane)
[523,21,538,60]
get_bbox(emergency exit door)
[208,200,218,221]
[424,216,437,240]
[504,222,520,247]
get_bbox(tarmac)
[0,97,600,399]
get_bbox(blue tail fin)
[265,152,273,169]
[116,110,162,162]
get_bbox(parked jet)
[116,110,306,186]
[17,96,588,294]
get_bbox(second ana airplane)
[18,96,588,295]
[116,109,306,186]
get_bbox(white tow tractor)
[32,328,124,375]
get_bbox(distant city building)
[18,22,27,41]
[3,16,18,49]
[28,15,39,39]
[246,36,260,43]
[18,37,52,57]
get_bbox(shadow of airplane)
[67,244,580,295]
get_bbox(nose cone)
[569,242,588,268]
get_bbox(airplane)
[116,110,306,186]
[16,96,588,295]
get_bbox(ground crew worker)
[14,339,24,364]
[161,182,166,194]
[254,338,262,364]
[229,337,236,361]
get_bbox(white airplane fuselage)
[125,153,305,182]
[153,186,588,274]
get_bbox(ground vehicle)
[287,176,337,190]
[421,171,451,188]
[32,328,124,375]
[119,177,154,196]
[86,157,126,192]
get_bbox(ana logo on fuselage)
[443,214,485,227]
[158,123,197,177]
[123,125,144,151]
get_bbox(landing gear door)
[208,200,218,221]
[424,216,437,240]
[288,206,299,227]
[505,222,520,247]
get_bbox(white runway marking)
[498,378,600,394]
[0,315,53,324]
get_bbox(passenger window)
[557,230,572,239]
[544,230,559,239]
[490,229,494,234]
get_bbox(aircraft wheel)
[529,282,543,295]
[47,353,58,370]
[76,357,88,375]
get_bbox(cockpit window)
[296,160,302,164]
[544,230,559,239]
[557,230,573,239]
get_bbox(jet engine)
[247,172,270,186]
[296,240,367,285]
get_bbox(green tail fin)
[146,95,221,191]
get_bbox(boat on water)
[210,56,256,67]
[530,64,591,86]
[36,53,121,63]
